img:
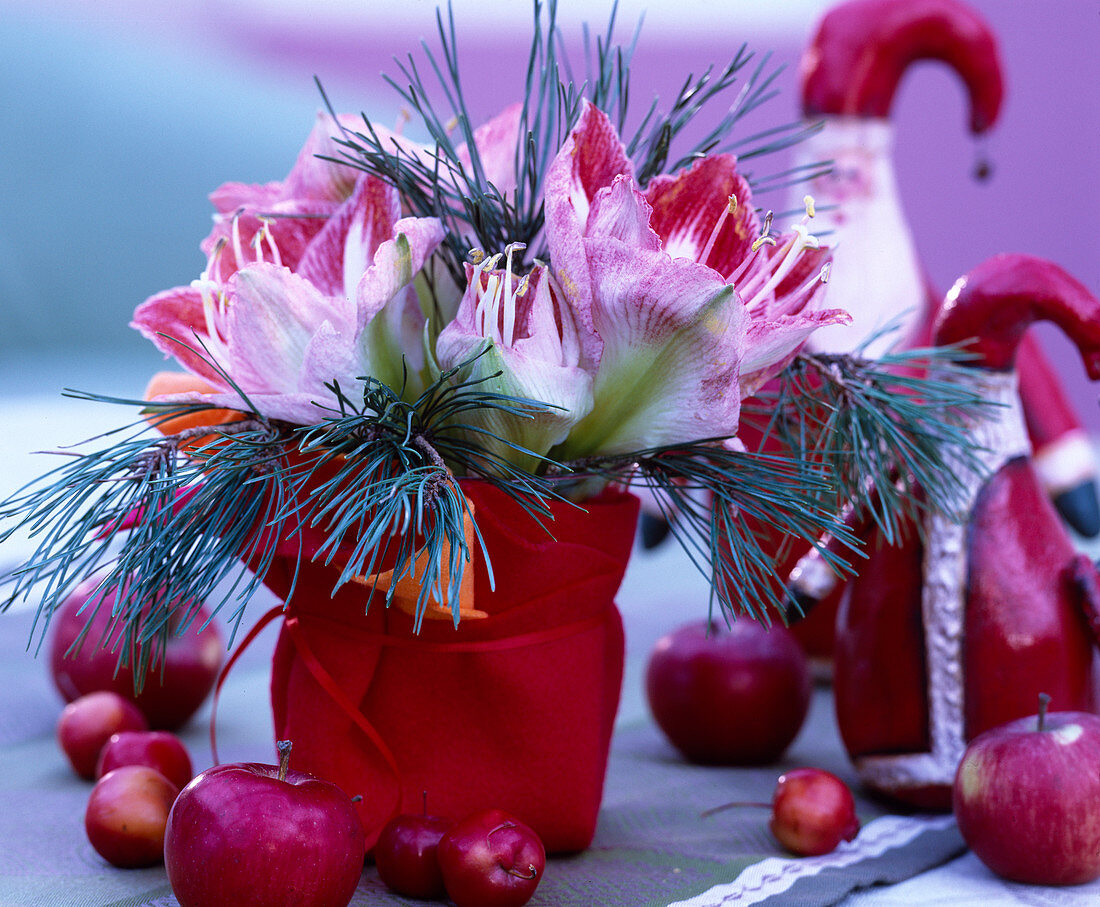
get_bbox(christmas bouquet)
[1,1,986,853]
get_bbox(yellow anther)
[803,195,816,218]
[727,195,738,214]
[751,235,778,252]
[468,248,485,265]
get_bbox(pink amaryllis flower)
[133,173,445,425]
[543,101,849,458]
[201,111,366,283]
[436,243,593,467]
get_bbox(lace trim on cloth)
[666,815,958,907]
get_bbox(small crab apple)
[57,691,149,779]
[770,768,860,856]
[374,793,454,899]
[702,767,860,857]
[96,730,193,791]
[437,809,546,907]
[85,765,180,868]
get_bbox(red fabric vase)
[261,480,639,854]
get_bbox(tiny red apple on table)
[770,768,860,856]
[646,618,812,765]
[85,765,180,868]
[57,690,149,779]
[49,575,224,730]
[953,693,1100,886]
[164,740,365,907]
[96,730,193,791]
[374,792,454,899]
[437,808,546,907]
[704,767,860,857]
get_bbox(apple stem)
[276,739,292,782]
[701,801,772,818]
[507,864,539,881]
[1037,692,1052,733]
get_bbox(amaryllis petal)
[461,341,593,468]
[644,155,760,276]
[224,263,352,395]
[201,197,342,282]
[739,308,852,397]
[296,175,402,299]
[437,263,593,463]
[356,216,446,332]
[586,175,661,251]
[208,181,284,217]
[457,103,524,195]
[130,286,227,385]
[283,112,364,203]
[556,238,744,458]
[544,101,634,371]
[202,113,367,282]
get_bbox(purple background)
[1,0,1097,426]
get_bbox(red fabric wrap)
[262,480,639,854]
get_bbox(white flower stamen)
[698,195,738,268]
[230,209,248,270]
[745,224,820,308]
[254,218,283,267]
[502,243,527,349]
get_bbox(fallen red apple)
[96,730,193,791]
[164,740,365,907]
[953,694,1100,885]
[437,808,545,907]
[57,691,149,780]
[374,793,454,899]
[646,618,812,764]
[49,575,225,730]
[770,768,860,856]
[85,765,180,868]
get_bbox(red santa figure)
[825,253,1100,808]
[797,0,1099,533]
[766,0,1100,669]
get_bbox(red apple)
[96,730,193,791]
[49,575,224,730]
[374,794,454,899]
[164,740,365,907]
[646,618,812,764]
[770,768,860,856]
[437,808,545,907]
[57,691,149,779]
[953,694,1100,885]
[85,765,180,868]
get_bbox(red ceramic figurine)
[773,0,1100,667]
[798,0,1098,534]
[826,254,1100,808]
